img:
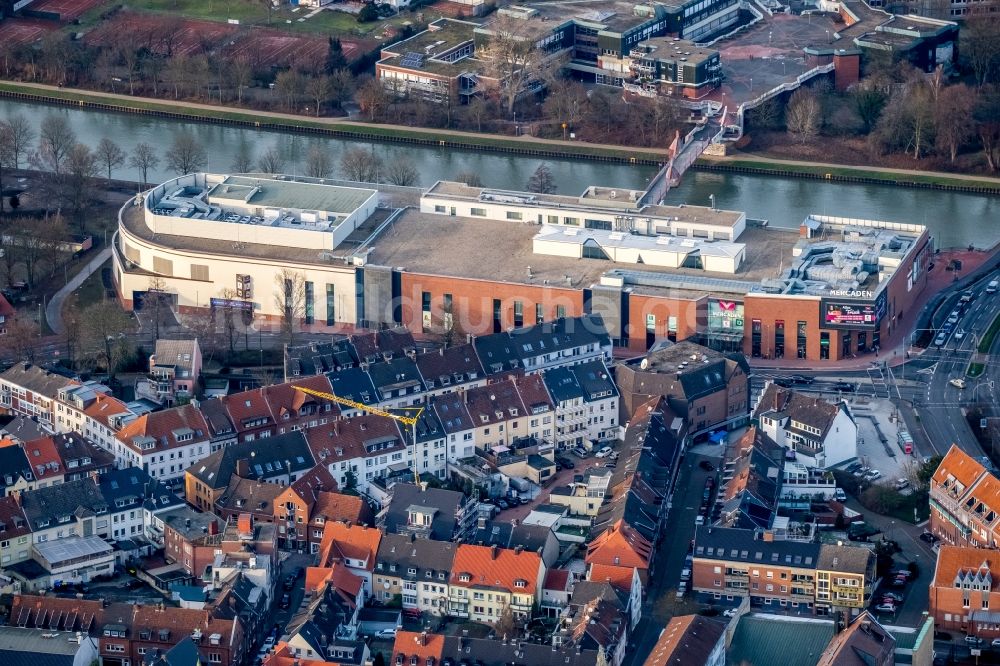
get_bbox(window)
[774,320,785,358]
[506,211,523,221]
[152,256,173,276]
[470,208,487,216]
[304,281,314,325]
[190,264,209,281]
[326,284,336,326]
[557,306,566,319]
[513,301,523,327]
[797,321,808,359]
[434,205,446,213]
[751,319,762,357]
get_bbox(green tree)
[325,37,347,74]
[357,3,379,22]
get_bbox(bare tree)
[256,146,285,175]
[935,83,976,162]
[83,299,133,381]
[166,131,207,174]
[129,142,160,185]
[466,96,491,133]
[543,80,587,133]
[229,56,254,105]
[975,86,1000,171]
[63,311,83,370]
[35,114,76,174]
[340,147,382,183]
[964,7,1000,88]
[4,114,34,169]
[231,138,255,174]
[328,69,355,112]
[273,269,306,344]
[305,75,333,117]
[275,70,306,112]
[384,156,419,186]
[477,14,548,117]
[0,121,13,214]
[0,318,40,364]
[96,137,126,185]
[526,163,556,193]
[304,145,333,178]
[357,79,390,122]
[785,88,822,144]
[63,143,99,227]
[851,83,887,134]
[747,97,782,131]
[146,275,171,341]
[455,170,483,187]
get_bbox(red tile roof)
[116,403,209,453]
[933,545,1000,590]
[544,568,571,592]
[933,444,986,490]
[0,292,15,318]
[305,414,402,465]
[0,494,29,538]
[265,375,339,422]
[22,435,62,481]
[318,522,382,570]
[282,465,337,507]
[312,491,371,526]
[391,630,446,666]
[450,544,543,594]
[223,388,274,433]
[588,563,635,593]
[83,393,130,429]
[585,519,652,570]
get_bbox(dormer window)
[514,579,526,588]
[459,573,471,582]
[396,656,404,666]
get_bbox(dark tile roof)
[0,363,76,398]
[642,615,725,666]
[441,635,599,666]
[754,384,848,439]
[1,417,48,443]
[382,483,467,541]
[543,366,584,403]
[0,445,32,490]
[187,430,314,490]
[20,477,108,528]
[366,357,425,395]
[376,533,458,579]
[431,394,474,435]
[505,314,610,361]
[197,398,236,440]
[693,526,820,567]
[719,428,783,531]
[325,367,379,406]
[570,360,618,402]
[510,523,555,554]
[285,338,356,378]
[98,467,183,513]
[350,327,415,364]
[414,344,483,388]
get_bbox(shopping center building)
[114,173,931,362]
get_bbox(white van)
[988,280,999,294]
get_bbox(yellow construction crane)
[293,385,424,486]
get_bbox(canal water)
[2,98,998,249]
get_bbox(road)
[45,248,111,335]
[624,445,722,666]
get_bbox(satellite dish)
[383,581,391,590]
[640,358,649,370]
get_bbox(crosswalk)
[867,365,890,399]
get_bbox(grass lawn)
[135,0,409,36]
[69,258,111,308]
[978,311,1000,353]
[705,158,1000,192]
[969,362,986,378]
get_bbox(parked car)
[874,603,896,613]
[934,332,948,347]
[881,592,903,603]
[965,635,984,646]
[595,446,614,458]
[920,531,938,543]
[262,636,276,651]
[846,462,862,473]
[950,378,967,389]
[723,608,739,618]
[680,568,691,582]
[676,582,687,598]
[124,579,144,590]
[695,515,705,526]
[865,469,882,481]
[375,629,398,639]
[789,375,815,385]
[699,460,715,471]
[279,594,291,609]
[497,499,510,510]
[892,570,912,579]
[895,478,910,490]
[283,575,295,590]
[947,312,960,325]
[557,458,575,469]
[834,488,847,502]
[832,381,856,392]
[954,329,966,341]
[991,638,1000,648]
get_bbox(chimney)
[491,544,499,560]
[420,481,428,493]
[236,459,250,477]
[762,530,774,542]
[420,631,428,646]
[439,347,444,357]
[208,519,219,536]
[514,545,523,555]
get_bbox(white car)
[948,313,960,325]
[874,603,896,613]
[723,608,739,618]
[866,469,882,481]
[834,488,847,502]
[954,329,966,341]
[375,628,398,639]
[991,638,1000,648]
[695,515,705,526]
[950,378,967,389]
[680,568,691,581]
[262,637,276,651]
[595,446,613,458]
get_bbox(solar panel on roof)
[400,52,425,68]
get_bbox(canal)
[2,97,998,249]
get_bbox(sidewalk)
[46,248,110,335]
[751,247,996,372]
